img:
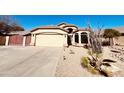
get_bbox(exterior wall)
[30,34,36,46]
[113,36,124,45]
[60,34,68,46]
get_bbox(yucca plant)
[81,56,99,74]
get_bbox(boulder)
[100,64,121,77]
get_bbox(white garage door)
[36,34,64,47]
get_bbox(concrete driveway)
[0,46,62,77]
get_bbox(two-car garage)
[31,27,68,47]
[35,34,65,47]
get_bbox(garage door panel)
[36,35,63,47]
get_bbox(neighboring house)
[0,23,90,47]
[112,26,124,45]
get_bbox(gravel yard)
[55,46,101,77]
[103,46,124,76]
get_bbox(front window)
[81,32,88,43]
[75,33,79,43]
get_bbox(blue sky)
[12,15,124,30]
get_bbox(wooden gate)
[9,35,23,45]
[0,36,6,45]
[25,35,31,46]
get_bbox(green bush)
[81,57,89,67]
[81,57,99,74]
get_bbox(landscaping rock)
[69,49,75,54]
[100,64,120,77]
[103,59,116,63]
[111,50,121,53]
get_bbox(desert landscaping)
[0,45,124,77]
[1,15,124,77]
[55,46,101,77]
[55,46,124,77]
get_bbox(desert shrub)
[81,57,89,67]
[88,49,94,56]
[81,57,99,74]
[88,49,102,61]
[96,52,102,58]
[102,41,110,46]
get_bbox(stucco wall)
[114,36,124,45]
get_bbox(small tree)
[11,23,24,31]
[0,21,12,34]
[103,29,121,46]
[87,22,103,53]
[0,16,24,35]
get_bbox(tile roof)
[8,31,30,35]
[30,25,68,32]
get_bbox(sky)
[11,15,124,30]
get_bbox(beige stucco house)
[30,23,90,47]
[2,23,90,47]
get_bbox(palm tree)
[103,29,121,46]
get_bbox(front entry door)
[67,35,72,45]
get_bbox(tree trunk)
[109,38,113,46]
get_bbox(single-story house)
[0,23,90,47]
